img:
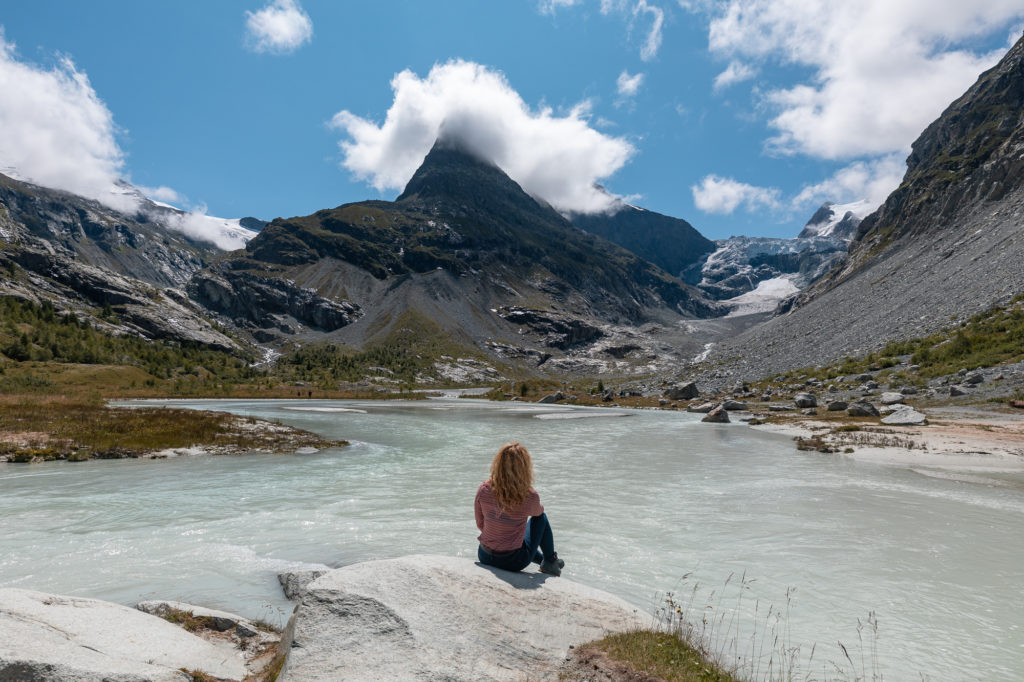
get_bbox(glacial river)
[1,398,1021,680]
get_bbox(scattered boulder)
[794,393,817,408]
[768,404,793,412]
[881,408,928,426]
[964,373,984,385]
[722,399,747,411]
[279,571,328,600]
[847,401,880,417]
[279,555,643,681]
[686,401,716,414]
[1010,400,1024,409]
[537,392,564,404]
[0,589,248,681]
[826,400,849,412]
[664,381,699,401]
[701,406,730,423]
[801,408,818,416]
[900,387,918,395]
[949,385,969,397]
[879,392,905,405]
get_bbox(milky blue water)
[1,398,1021,680]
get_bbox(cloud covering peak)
[330,60,636,214]
[0,32,131,212]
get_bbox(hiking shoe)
[539,556,563,576]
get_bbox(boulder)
[701,406,730,423]
[0,589,247,681]
[722,399,747,411]
[826,400,848,412]
[278,571,328,600]
[964,373,984,385]
[794,393,817,408]
[686,401,716,414]
[949,385,969,397]
[847,401,880,417]
[664,381,699,401]
[881,408,928,426]
[801,408,818,415]
[768,404,792,412]
[879,392,905,405]
[900,387,918,395]
[279,555,643,682]
[537,391,564,404]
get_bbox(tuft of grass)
[583,630,740,681]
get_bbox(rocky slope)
[0,173,241,350]
[698,34,1024,386]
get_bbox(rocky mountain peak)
[396,141,538,212]
[797,200,868,240]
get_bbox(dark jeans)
[478,512,556,572]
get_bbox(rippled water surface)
[2,398,1021,680]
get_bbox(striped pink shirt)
[475,481,543,552]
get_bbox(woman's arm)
[474,488,485,531]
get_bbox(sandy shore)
[751,406,1024,483]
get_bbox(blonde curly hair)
[489,441,534,513]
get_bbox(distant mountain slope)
[569,202,715,279]
[701,34,1024,382]
[0,173,238,349]
[200,142,723,375]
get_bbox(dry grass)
[0,394,345,461]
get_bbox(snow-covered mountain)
[686,235,848,306]
[798,200,871,239]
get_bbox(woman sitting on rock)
[475,441,563,576]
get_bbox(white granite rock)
[280,554,646,681]
[0,589,247,681]
[881,407,928,426]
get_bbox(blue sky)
[1,1,1022,240]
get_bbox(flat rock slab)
[0,589,247,681]
[280,554,645,682]
[881,408,928,426]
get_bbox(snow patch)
[724,276,801,317]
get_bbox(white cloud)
[706,0,1024,159]
[539,0,582,14]
[0,30,250,250]
[159,207,253,251]
[792,154,906,213]
[712,60,756,91]
[616,69,645,96]
[634,0,665,61]
[554,1,665,61]
[139,185,182,204]
[0,31,135,212]
[691,174,781,214]
[244,0,313,55]
[330,59,636,214]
